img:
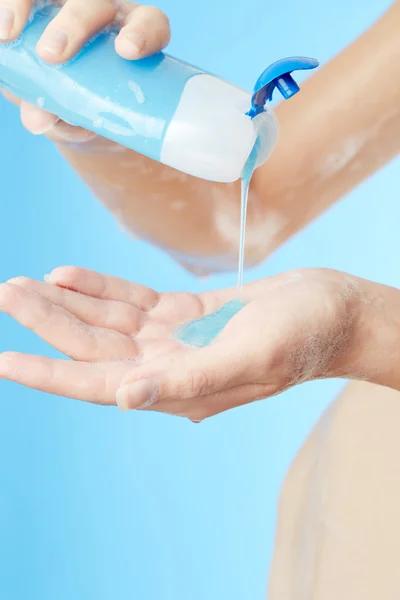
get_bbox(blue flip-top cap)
[248,56,319,119]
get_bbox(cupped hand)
[0,267,363,421]
[0,0,170,141]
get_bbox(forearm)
[56,2,400,269]
[56,139,227,267]
[255,0,400,254]
[336,274,400,392]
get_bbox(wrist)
[268,268,366,387]
[348,278,400,390]
[307,269,366,382]
[279,270,400,390]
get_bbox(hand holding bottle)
[0,0,171,141]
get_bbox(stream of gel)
[237,136,260,297]
[175,137,260,347]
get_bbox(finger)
[115,339,256,412]
[0,283,139,361]
[0,0,33,42]
[115,5,170,59]
[44,119,98,144]
[8,277,144,335]
[20,101,60,135]
[2,50,95,143]
[48,271,209,329]
[47,266,159,311]
[0,352,129,404]
[1,89,21,106]
[11,97,96,141]
[36,0,118,64]
[164,382,274,421]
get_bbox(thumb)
[116,341,254,412]
[20,101,60,135]
[20,101,98,143]
[1,89,21,107]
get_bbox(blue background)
[0,1,398,598]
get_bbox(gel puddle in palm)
[175,299,245,348]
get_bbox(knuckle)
[7,276,30,288]
[33,295,53,327]
[53,266,81,286]
[98,1,119,22]
[143,6,168,21]
[186,369,211,398]
[124,305,142,333]
[0,283,17,307]
[141,6,170,33]
[62,1,116,31]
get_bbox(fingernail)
[116,379,159,412]
[0,7,14,40]
[116,31,146,57]
[28,111,60,135]
[38,28,68,56]
[21,103,60,135]
[46,121,98,144]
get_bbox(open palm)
[0,267,358,421]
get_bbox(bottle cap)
[248,57,319,118]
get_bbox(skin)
[1,1,400,596]
[0,267,361,419]
[268,381,400,600]
[1,265,400,421]
[1,1,399,273]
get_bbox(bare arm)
[268,381,400,600]
[53,1,400,272]
[267,268,400,599]
[2,1,399,272]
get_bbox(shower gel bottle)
[0,4,318,182]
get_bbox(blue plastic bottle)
[0,4,318,182]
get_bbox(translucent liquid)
[237,136,260,298]
[237,176,250,297]
[174,299,244,348]
[175,137,260,348]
